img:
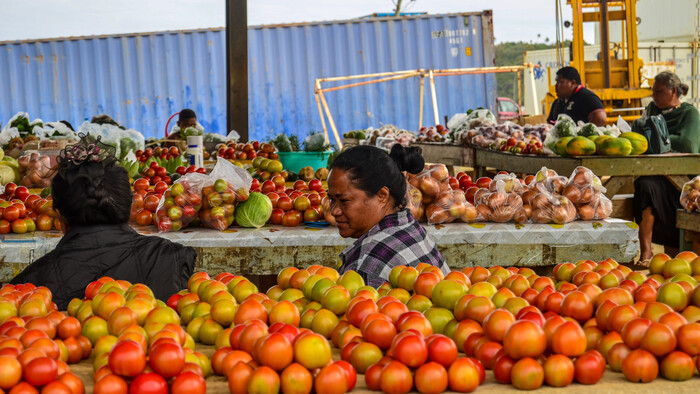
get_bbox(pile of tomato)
[3,249,700,392]
[0,183,62,234]
[256,176,327,227]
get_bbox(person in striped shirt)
[328,144,449,288]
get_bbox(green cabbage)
[235,192,272,228]
[578,123,602,137]
[552,114,577,138]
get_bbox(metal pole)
[429,70,439,126]
[226,0,248,141]
[600,0,611,89]
[418,75,425,130]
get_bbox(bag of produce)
[18,152,56,188]
[426,190,477,224]
[527,184,578,224]
[474,178,524,223]
[198,157,253,230]
[680,176,700,212]
[155,172,207,232]
[405,181,425,222]
[407,164,451,205]
[525,167,568,195]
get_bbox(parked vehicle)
[497,97,521,121]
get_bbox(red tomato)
[447,176,459,190]
[492,352,515,384]
[503,320,546,359]
[155,167,167,178]
[269,208,284,225]
[108,340,146,377]
[171,371,206,394]
[3,205,19,222]
[23,356,57,387]
[414,362,448,394]
[307,179,322,192]
[93,374,128,394]
[148,342,185,378]
[129,373,168,394]
[447,357,481,392]
[0,356,22,389]
[640,322,677,357]
[333,360,357,392]
[277,196,293,211]
[293,180,308,191]
[510,357,544,390]
[426,334,458,367]
[14,186,30,202]
[281,211,302,227]
[379,361,412,394]
[622,349,658,383]
[458,175,472,190]
[543,354,574,387]
[153,181,168,195]
[0,219,11,234]
[308,192,322,206]
[560,291,594,323]
[261,180,276,194]
[392,334,428,368]
[475,177,491,189]
[133,178,150,192]
[551,321,587,357]
[573,350,605,384]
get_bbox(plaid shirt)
[339,209,449,288]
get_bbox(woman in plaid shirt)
[328,145,450,288]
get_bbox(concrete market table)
[0,220,639,283]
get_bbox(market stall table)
[677,209,700,251]
[0,220,639,284]
[472,148,700,199]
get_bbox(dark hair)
[52,162,133,227]
[330,144,424,208]
[178,109,197,122]
[90,114,121,127]
[654,71,689,97]
[557,66,582,84]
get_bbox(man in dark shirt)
[546,66,607,126]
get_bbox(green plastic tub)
[277,151,332,174]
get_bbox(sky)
[0,0,593,44]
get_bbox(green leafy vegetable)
[303,132,331,152]
[234,192,273,228]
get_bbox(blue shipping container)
[0,12,496,141]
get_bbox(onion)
[532,194,549,209]
[513,208,528,224]
[488,193,506,209]
[476,204,493,220]
[521,190,538,205]
[552,206,568,224]
[578,205,595,221]
[562,184,581,204]
[573,171,590,187]
[523,204,533,218]
[532,209,551,223]
[579,187,594,204]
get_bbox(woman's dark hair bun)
[390,144,425,174]
[680,83,689,96]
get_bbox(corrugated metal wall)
[0,12,496,141]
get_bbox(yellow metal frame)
[547,0,652,123]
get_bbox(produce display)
[0,183,61,234]
[680,176,700,212]
[3,250,700,392]
[406,164,477,224]
[215,140,277,161]
[415,125,450,143]
[546,114,648,157]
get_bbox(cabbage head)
[552,114,577,138]
[578,123,602,137]
[235,192,272,228]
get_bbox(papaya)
[566,136,597,156]
[554,137,574,156]
[599,137,633,156]
[619,132,648,155]
[594,135,613,154]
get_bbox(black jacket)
[11,223,196,310]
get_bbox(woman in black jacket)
[11,134,196,310]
